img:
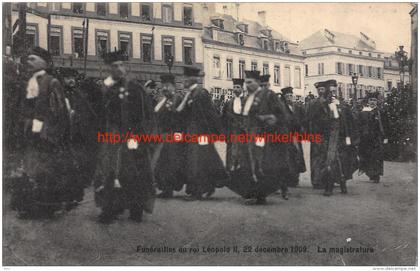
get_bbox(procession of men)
[5,47,389,224]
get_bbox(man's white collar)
[362,106,373,112]
[104,76,116,87]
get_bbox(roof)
[299,29,380,52]
[203,13,301,56]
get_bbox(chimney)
[222,5,228,15]
[235,3,240,21]
[258,11,266,27]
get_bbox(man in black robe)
[176,67,228,201]
[307,80,357,196]
[11,47,71,218]
[357,92,388,183]
[154,74,188,198]
[228,71,289,204]
[222,78,245,172]
[279,87,306,187]
[93,50,155,223]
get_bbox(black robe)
[280,98,306,186]
[11,71,72,215]
[228,88,289,198]
[357,108,385,178]
[182,85,228,196]
[307,98,358,188]
[222,96,246,171]
[93,76,155,214]
[154,92,189,192]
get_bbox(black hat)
[160,73,175,84]
[259,74,271,83]
[144,79,156,88]
[324,79,338,87]
[232,78,244,87]
[29,46,51,64]
[244,70,260,80]
[281,87,293,95]
[184,66,201,77]
[102,50,128,65]
[314,81,325,89]
[57,67,79,78]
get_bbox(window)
[119,32,132,57]
[376,67,382,79]
[212,19,224,29]
[349,50,352,54]
[359,51,363,55]
[96,3,107,16]
[368,52,372,57]
[226,59,233,79]
[336,62,344,75]
[251,61,258,71]
[239,60,245,79]
[73,3,84,14]
[183,38,194,65]
[368,66,373,77]
[377,54,381,58]
[262,39,269,50]
[318,63,324,75]
[162,4,173,23]
[26,24,37,48]
[72,28,84,58]
[274,65,280,85]
[141,34,153,62]
[284,66,291,87]
[358,65,364,77]
[294,67,301,88]
[275,41,281,52]
[183,5,193,26]
[141,4,151,21]
[387,80,392,90]
[213,56,221,78]
[96,30,109,57]
[347,64,354,75]
[50,3,61,11]
[119,3,129,18]
[49,26,62,56]
[213,87,222,100]
[305,64,308,76]
[162,36,174,63]
[337,48,341,52]
[263,63,269,75]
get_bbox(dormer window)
[237,33,244,46]
[212,18,224,30]
[236,23,248,34]
[275,41,281,52]
[262,39,269,50]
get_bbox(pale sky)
[218,3,414,54]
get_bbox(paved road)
[3,143,418,265]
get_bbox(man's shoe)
[282,193,289,200]
[340,181,347,194]
[323,190,332,197]
[245,198,258,205]
[157,190,173,199]
[98,212,116,224]
[204,189,215,199]
[129,210,143,223]
[256,197,267,205]
[184,194,202,201]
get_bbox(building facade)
[300,29,388,100]
[202,5,305,100]
[410,4,418,100]
[11,3,204,85]
[383,54,410,94]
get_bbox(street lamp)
[351,72,358,99]
[395,45,408,88]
